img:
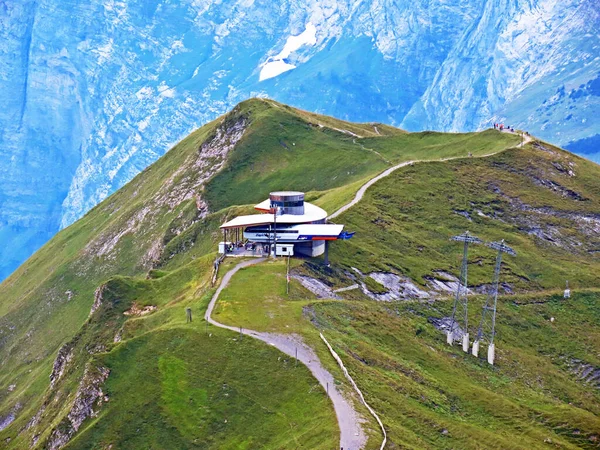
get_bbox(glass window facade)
[269,192,305,215]
[270,200,304,208]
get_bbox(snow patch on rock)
[259,23,317,81]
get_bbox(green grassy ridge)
[67,327,337,450]
[213,259,318,334]
[0,103,236,446]
[0,116,222,389]
[211,259,384,444]
[0,97,400,447]
[330,142,600,291]
[261,98,407,138]
[4,261,207,449]
[203,101,520,212]
[212,259,600,449]
[0,97,560,449]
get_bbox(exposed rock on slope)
[567,359,600,390]
[49,342,74,388]
[83,111,248,265]
[46,365,110,450]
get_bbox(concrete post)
[472,340,479,357]
[272,207,277,259]
[446,330,453,345]
[487,343,495,365]
[462,333,469,353]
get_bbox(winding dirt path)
[329,135,531,221]
[205,258,366,450]
[205,132,533,449]
[328,161,415,220]
[510,129,533,148]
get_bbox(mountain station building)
[219,191,354,263]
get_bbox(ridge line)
[328,139,528,221]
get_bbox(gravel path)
[205,258,367,450]
[204,134,534,449]
[507,129,533,147]
[328,136,531,221]
[328,161,414,220]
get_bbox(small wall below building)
[275,244,294,256]
[218,242,233,254]
[295,240,325,257]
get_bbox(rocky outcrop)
[89,285,106,317]
[425,271,471,296]
[123,303,156,316]
[487,182,599,252]
[25,404,45,432]
[292,275,340,299]
[352,268,430,301]
[0,402,21,432]
[49,342,75,388]
[82,114,248,263]
[155,113,248,212]
[429,316,467,340]
[566,359,600,390]
[46,364,110,450]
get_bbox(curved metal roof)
[269,191,304,196]
[221,200,328,229]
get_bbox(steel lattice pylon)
[448,231,482,352]
[472,240,516,365]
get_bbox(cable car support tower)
[448,232,482,352]
[472,240,516,365]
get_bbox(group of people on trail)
[493,123,514,132]
[493,122,532,139]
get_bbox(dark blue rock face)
[0,0,599,280]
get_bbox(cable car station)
[219,191,354,264]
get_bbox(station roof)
[270,190,304,196]
[254,199,327,218]
[295,224,344,236]
[220,200,328,229]
[220,214,275,229]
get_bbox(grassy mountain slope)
[202,100,517,211]
[0,99,521,449]
[328,141,600,291]
[209,139,600,447]
[5,98,596,449]
[213,261,600,449]
[314,292,600,449]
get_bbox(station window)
[270,200,303,208]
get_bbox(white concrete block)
[462,333,469,353]
[472,340,479,357]
[446,330,453,345]
[487,343,495,365]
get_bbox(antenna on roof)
[472,240,516,365]
[448,232,482,352]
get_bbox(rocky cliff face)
[0,0,598,280]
